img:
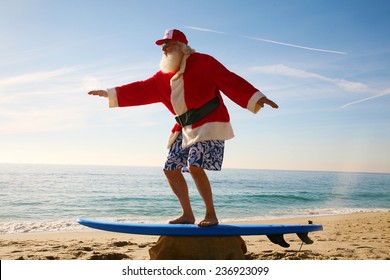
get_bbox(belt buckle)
[175,115,185,127]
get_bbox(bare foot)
[169,215,195,224]
[198,217,219,227]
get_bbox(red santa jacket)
[107,52,265,148]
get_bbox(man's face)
[159,40,184,73]
[161,40,178,56]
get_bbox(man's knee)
[164,169,182,179]
[187,165,205,176]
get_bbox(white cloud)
[251,64,390,108]
[252,64,368,92]
[0,66,82,87]
[0,62,164,134]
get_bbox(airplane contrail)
[340,91,390,109]
[185,25,348,55]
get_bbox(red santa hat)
[155,29,188,45]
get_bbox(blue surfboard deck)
[77,218,323,237]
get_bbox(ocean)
[0,163,389,234]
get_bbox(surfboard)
[77,218,323,247]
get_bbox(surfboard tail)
[267,231,317,248]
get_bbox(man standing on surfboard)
[88,29,278,227]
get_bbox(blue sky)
[1,0,389,173]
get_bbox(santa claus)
[88,29,278,227]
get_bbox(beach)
[1,212,389,260]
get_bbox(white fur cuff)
[107,88,118,108]
[247,91,266,113]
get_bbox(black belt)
[175,96,220,127]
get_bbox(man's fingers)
[265,99,278,108]
[88,90,108,97]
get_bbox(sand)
[0,212,389,260]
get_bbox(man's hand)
[88,90,108,97]
[257,97,279,109]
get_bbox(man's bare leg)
[164,169,195,224]
[188,166,219,227]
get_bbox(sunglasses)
[162,42,177,49]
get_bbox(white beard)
[159,47,184,73]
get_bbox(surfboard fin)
[297,232,314,244]
[267,234,290,248]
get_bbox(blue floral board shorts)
[163,133,225,172]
